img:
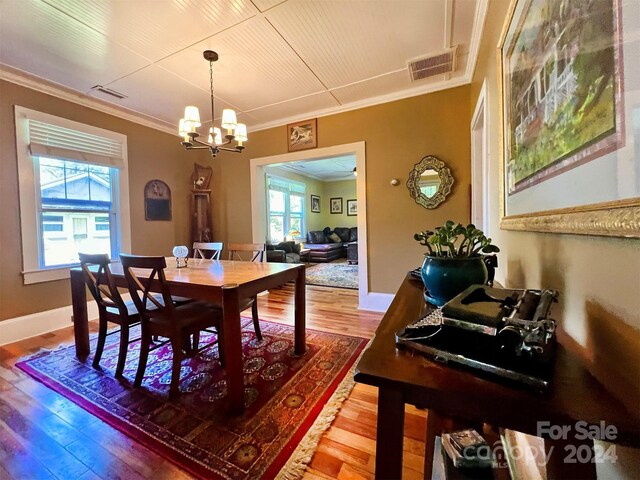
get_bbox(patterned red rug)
[16,319,366,479]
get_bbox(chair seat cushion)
[147,301,221,332]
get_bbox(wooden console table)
[354,276,640,479]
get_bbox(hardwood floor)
[0,284,427,479]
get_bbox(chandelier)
[178,50,247,157]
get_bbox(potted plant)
[414,221,500,306]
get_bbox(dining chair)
[120,254,223,399]
[78,253,140,378]
[193,241,223,260]
[227,243,266,340]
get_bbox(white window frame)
[15,106,131,284]
[266,175,306,243]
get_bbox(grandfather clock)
[190,163,214,244]
[190,189,213,243]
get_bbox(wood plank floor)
[0,284,427,479]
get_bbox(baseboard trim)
[358,292,394,312]
[0,301,98,346]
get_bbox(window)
[15,106,130,284]
[266,176,305,243]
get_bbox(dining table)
[70,257,306,414]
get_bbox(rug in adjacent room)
[16,319,366,480]
[306,260,358,289]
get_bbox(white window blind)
[267,176,305,194]
[27,118,124,168]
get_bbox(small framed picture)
[287,118,317,152]
[330,197,343,214]
[346,199,357,216]
[310,194,321,213]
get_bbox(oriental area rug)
[306,260,358,289]
[16,319,366,480]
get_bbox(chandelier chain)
[209,60,215,126]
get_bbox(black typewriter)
[396,285,558,389]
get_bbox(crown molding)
[0,64,176,135]
[249,74,471,133]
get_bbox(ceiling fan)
[334,167,357,178]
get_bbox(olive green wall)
[472,1,639,474]
[0,80,208,320]
[323,180,357,228]
[263,166,328,234]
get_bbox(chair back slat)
[227,243,266,262]
[78,253,126,313]
[120,254,173,316]
[193,242,223,260]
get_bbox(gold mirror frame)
[406,155,454,209]
[497,0,639,238]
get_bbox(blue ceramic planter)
[421,255,488,307]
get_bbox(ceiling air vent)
[90,85,128,100]
[408,47,458,81]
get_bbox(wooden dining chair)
[120,254,223,399]
[79,253,140,378]
[227,243,266,340]
[193,242,223,260]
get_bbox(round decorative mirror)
[406,155,454,209]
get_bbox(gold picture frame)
[287,118,317,152]
[498,0,639,238]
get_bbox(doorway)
[471,80,490,234]
[250,142,373,309]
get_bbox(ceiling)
[0,0,487,134]
[268,155,356,182]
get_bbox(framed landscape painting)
[499,0,639,237]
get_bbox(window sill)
[22,266,73,285]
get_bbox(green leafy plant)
[414,221,500,258]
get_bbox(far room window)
[15,106,131,284]
[266,176,305,243]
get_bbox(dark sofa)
[266,241,301,263]
[305,227,357,263]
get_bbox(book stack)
[441,429,495,469]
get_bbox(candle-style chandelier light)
[178,50,247,157]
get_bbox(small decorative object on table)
[442,429,494,468]
[414,221,499,306]
[172,245,189,268]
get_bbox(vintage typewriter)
[396,285,558,389]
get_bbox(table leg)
[70,269,90,358]
[294,266,306,355]
[375,387,405,479]
[222,285,244,415]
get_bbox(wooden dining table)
[70,258,306,414]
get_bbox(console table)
[354,275,640,479]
